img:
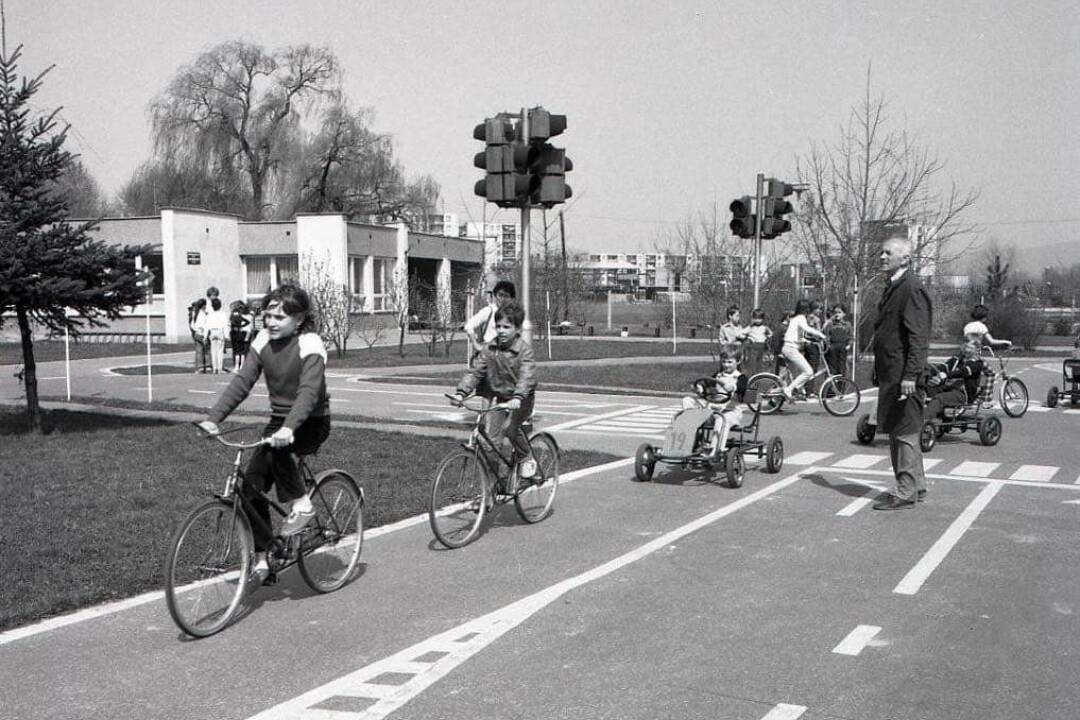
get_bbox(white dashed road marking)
[950,461,1000,477]
[760,703,807,720]
[832,454,886,469]
[1009,465,1058,482]
[786,451,833,466]
[833,624,882,656]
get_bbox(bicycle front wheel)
[165,500,252,638]
[1000,377,1029,418]
[298,471,365,593]
[515,432,560,523]
[746,373,785,414]
[430,449,489,549]
[820,376,861,416]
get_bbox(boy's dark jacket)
[458,336,537,400]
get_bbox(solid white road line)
[832,625,882,656]
[785,451,833,466]
[544,404,655,432]
[244,471,809,720]
[1009,465,1058,482]
[894,481,1003,596]
[949,461,1000,477]
[760,703,807,720]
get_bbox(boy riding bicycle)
[197,284,331,584]
[451,301,539,479]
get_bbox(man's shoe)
[872,495,916,511]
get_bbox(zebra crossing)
[786,450,1077,484]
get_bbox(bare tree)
[301,252,353,358]
[150,41,340,220]
[793,67,979,324]
[353,297,387,355]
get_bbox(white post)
[607,289,612,330]
[145,295,153,403]
[851,276,859,379]
[546,291,552,359]
[64,323,71,401]
[671,290,677,354]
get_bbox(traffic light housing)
[729,196,756,239]
[761,179,794,239]
[473,118,531,207]
[473,109,572,208]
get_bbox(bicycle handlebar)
[445,393,517,414]
[192,421,271,449]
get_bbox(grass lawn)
[367,357,879,396]
[0,341,192,366]
[0,409,619,632]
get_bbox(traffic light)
[473,117,530,206]
[729,196,756,239]
[525,107,572,207]
[761,179,794,239]
[530,144,573,208]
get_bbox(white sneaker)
[280,499,315,536]
[251,559,271,585]
[519,457,539,479]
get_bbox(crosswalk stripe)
[1065,409,1080,415]
[832,454,887,469]
[1009,465,1058,482]
[922,458,943,470]
[785,451,833,466]
[950,461,1000,477]
[1026,405,1051,412]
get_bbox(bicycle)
[746,340,861,416]
[164,424,365,638]
[429,394,560,549]
[983,346,1028,418]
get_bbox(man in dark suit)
[871,237,932,510]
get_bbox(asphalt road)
[3,354,1080,719]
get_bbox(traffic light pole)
[520,108,533,343]
[752,172,764,309]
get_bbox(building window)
[349,256,364,302]
[245,257,272,300]
[372,257,394,311]
[276,256,299,285]
[140,253,165,295]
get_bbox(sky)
[16,0,1080,269]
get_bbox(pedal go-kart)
[855,367,1003,452]
[1045,358,1080,408]
[634,377,784,488]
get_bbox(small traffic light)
[526,107,567,142]
[729,196,756,239]
[761,179,794,238]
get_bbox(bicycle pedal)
[263,572,278,586]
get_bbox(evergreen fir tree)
[0,46,147,431]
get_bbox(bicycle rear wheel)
[165,500,252,638]
[515,432,560,523]
[999,377,1029,418]
[746,373,785,414]
[430,449,489,548]
[298,471,365,593]
[820,376,861,416]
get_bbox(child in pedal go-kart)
[678,351,748,457]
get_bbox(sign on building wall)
[186,252,201,265]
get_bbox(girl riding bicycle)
[781,299,827,403]
[198,283,331,584]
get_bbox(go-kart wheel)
[856,414,876,445]
[936,423,948,438]
[634,443,657,482]
[919,421,937,453]
[1046,387,1059,409]
[978,416,1002,446]
[726,451,745,488]
[765,436,784,473]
